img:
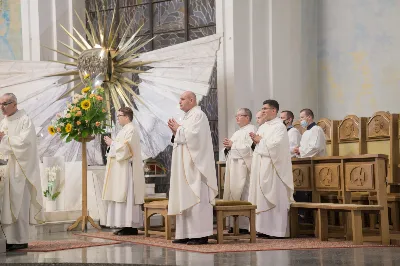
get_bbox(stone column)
[216,0,318,159]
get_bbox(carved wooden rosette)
[317,118,332,144]
[345,163,375,191]
[367,111,390,140]
[292,165,311,190]
[293,120,306,135]
[338,115,360,143]
[314,163,341,191]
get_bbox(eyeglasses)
[117,114,126,117]
[0,101,14,107]
[235,114,248,118]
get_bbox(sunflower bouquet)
[48,77,108,142]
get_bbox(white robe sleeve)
[0,117,31,155]
[288,128,301,157]
[107,142,116,157]
[299,127,325,157]
[174,126,187,144]
[112,129,135,162]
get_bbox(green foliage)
[48,77,109,142]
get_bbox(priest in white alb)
[248,99,294,238]
[223,108,256,233]
[167,91,218,245]
[0,93,44,251]
[102,107,145,235]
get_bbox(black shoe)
[114,227,138,236]
[187,237,208,245]
[113,228,124,235]
[257,233,272,239]
[172,238,189,244]
[6,243,28,251]
[239,229,249,234]
[229,228,249,234]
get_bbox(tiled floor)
[1,230,399,265]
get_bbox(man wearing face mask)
[293,108,326,158]
[280,110,301,158]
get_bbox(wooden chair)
[291,154,390,245]
[216,161,226,199]
[144,200,174,240]
[213,200,256,244]
[365,112,400,233]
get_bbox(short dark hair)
[282,110,294,121]
[300,108,314,119]
[119,107,134,121]
[262,99,279,112]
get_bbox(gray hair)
[3,93,17,104]
[238,108,252,121]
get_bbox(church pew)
[291,154,389,245]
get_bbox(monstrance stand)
[68,136,101,232]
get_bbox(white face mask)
[300,120,308,128]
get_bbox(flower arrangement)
[43,166,62,201]
[48,75,109,142]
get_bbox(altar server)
[248,99,294,238]
[0,93,44,251]
[167,91,218,245]
[280,110,301,157]
[223,108,256,233]
[293,108,326,158]
[102,107,145,235]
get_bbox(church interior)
[0,0,399,265]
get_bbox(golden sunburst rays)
[44,0,155,118]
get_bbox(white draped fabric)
[104,170,143,228]
[175,181,213,239]
[0,34,221,163]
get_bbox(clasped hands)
[168,118,180,135]
[103,136,113,146]
[249,132,261,144]
[0,131,5,141]
[293,146,300,155]
[223,138,233,148]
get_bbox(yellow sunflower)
[81,99,91,110]
[81,87,90,94]
[48,126,56,135]
[65,123,72,133]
